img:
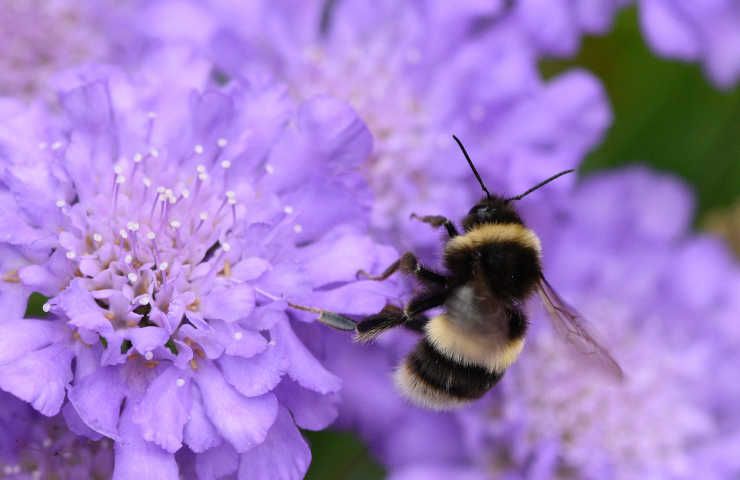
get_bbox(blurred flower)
[136,0,610,253]
[0,1,106,98]
[0,391,113,479]
[310,167,740,479]
[638,0,740,88]
[0,66,395,478]
[705,199,740,256]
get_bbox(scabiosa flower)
[349,167,740,480]
[0,67,397,478]
[639,0,740,88]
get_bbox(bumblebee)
[348,135,623,409]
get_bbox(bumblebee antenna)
[452,134,491,199]
[506,169,575,202]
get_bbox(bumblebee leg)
[410,213,459,238]
[405,288,448,317]
[355,304,406,342]
[357,252,447,286]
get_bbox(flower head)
[0,66,395,477]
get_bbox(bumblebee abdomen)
[395,339,503,409]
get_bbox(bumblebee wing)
[537,275,624,381]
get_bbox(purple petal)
[68,366,125,440]
[219,344,287,397]
[178,324,225,359]
[195,443,239,480]
[0,319,66,364]
[640,0,700,59]
[200,283,255,323]
[297,233,384,286]
[62,402,104,440]
[133,367,192,453]
[184,384,222,454]
[275,379,339,430]
[0,342,72,416]
[237,407,311,480]
[231,257,271,281]
[390,466,487,480]
[58,279,114,334]
[220,324,268,358]
[195,362,278,453]
[273,319,341,394]
[125,326,169,355]
[113,404,179,480]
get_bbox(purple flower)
[639,0,740,88]
[0,65,396,478]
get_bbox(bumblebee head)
[463,196,523,230]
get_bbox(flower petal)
[195,362,278,453]
[201,283,255,323]
[274,379,339,431]
[126,326,169,355]
[195,443,239,480]
[132,367,192,453]
[68,366,125,440]
[58,278,114,334]
[237,406,311,480]
[113,404,179,480]
[62,402,103,440]
[273,319,341,394]
[219,344,287,397]
[0,319,66,364]
[0,342,72,416]
[184,383,222,453]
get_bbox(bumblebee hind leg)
[355,304,407,342]
[410,213,459,238]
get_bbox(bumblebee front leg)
[357,252,447,286]
[410,213,459,238]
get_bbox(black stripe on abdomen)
[407,339,504,401]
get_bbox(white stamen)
[51,141,63,150]
[65,251,76,260]
[196,164,206,174]
[194,144,204,155]
[55,199,66,208]
[115,175,126,184]
[169,220,182,229]
[221,242,232,252]
[124,254,133,264]
[93,233,103,243]
[283,205,294,214]
[147,111,157,119]
[138,295,150,305]
[233,331,243,340]
[264,164,275,174]
[176,378,186,387]
[144,351,154,360]
[114,165,124,175]
[42,303,51,313]
[199,212,208,221]
[220,160,232,169]
[156,186,166,194]
[149,147,160,158]
[127,222,140,232]
[198,172,209,181]
[133,152,144,163]
[158,262,169,271]
[293,224,303,233]
[180,188,190,199]
[127,272,138,283]
[119,229,128,239]
[217,138,228,148]
[146,232,156,241]
[142,177,152,187]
